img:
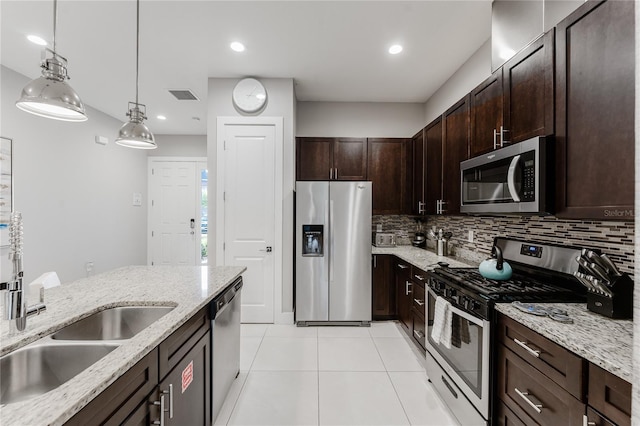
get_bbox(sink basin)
[51,306,174,341]
[0,343,118,405]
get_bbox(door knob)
[259,246,273,253]
[190,218,195,229]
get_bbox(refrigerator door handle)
[329,198,334,282]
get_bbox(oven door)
[425,288,490,419]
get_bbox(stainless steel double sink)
[0,306,174,405]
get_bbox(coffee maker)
[412,219,426,248]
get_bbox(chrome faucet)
[1,212,45,331]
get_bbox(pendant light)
[15,0,87,122]
[115,0,156,149]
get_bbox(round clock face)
[232,78,267,113]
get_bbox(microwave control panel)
[521,151,536,201]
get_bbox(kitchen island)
[0,265,245,426]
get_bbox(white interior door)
[148,160,205,266]
[223,124,276,323]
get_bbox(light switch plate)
[132,193,142,206]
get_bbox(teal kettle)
[479,245,513,280]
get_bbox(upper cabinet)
[470,69,504,157]
[368,138,412,215]
[555,0,635,220]
[441,96,470,215]
[502,30,554,144]
[411,129,426,215]
[296,137,367,181]
[424,117,443,215]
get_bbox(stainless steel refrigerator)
[295,181,372,325]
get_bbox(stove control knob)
[467,300,477,311]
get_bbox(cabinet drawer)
[66,348,158,426]
[497,345,585,426]
[412,311,426,350]
[585,406,617,426]
[494,400,531,426]
[412,281,426,317]
[588,363,631,426]
[497,314,586,400]
[159,305,210,379]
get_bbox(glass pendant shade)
[115,103,156,149]
[16,75,87,122]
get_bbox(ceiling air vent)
[168,89,199,101]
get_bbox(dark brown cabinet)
[368,138,412,215]
[502,30,554,144]
[441,96,470,215]
[555,0,635,220]
[410,269,427,350]
[66,306,212,426]
[395,260,412,332]
[296,137,367,181]
[411,129,426,215]
[588,363,631,426]
[372,254,395,320]
[470,69,504,157]
[424,117,443,215]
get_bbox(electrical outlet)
[468,230,474,243]
[85,261,94,276]
[132,193,142,206]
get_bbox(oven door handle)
[427,287,486,327]
[507,155,521,202]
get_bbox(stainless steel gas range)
[424,237,586,425]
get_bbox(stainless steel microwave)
[460,136,552,214]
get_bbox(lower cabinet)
[372,254,395,320]
[66,306,212,426]
[394,259,412,332]
[495,313,631,426]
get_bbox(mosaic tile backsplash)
[372,215,634,275]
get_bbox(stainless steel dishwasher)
[211,277,243,423]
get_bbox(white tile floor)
[214,321,459,426]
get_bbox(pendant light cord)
[52,0,57,53]
[135,0,140,106]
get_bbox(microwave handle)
[507,155,521,202]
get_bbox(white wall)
[296,102,425,137]
[207,78,295,323]
[424,39,492,124]
[148,135,206,157]
[0,66,148,287]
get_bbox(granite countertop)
[372,245,476,271]
[496,302,633,383]
[0,265,245,426]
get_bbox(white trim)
[216,116,284,324]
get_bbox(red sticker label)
[182,360,194,393]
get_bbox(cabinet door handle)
[583,415,597,426]
[414,298,425,306]
[335,168,338,179]
[513,338,541,358]
[493,128,498,150]
[413,329,425,339]
[151,394,166,426]
[414,274,424,281]
[406,281,412,295]
[514,388,543,413]
[397,264,409,269]
[373,255,377,268]
[500,125,509,146]
[168,384,174,418]
[330,168,333,179]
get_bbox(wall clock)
[232,78,267,113]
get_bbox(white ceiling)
[1,1,492,135]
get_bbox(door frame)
[215,117,285,323]
[147,156,207,266]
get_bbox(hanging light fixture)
[16,0,87,122]
[116,0,156,149]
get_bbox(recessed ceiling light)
[230,42,245,52]
[388,44,403,55]
[27,35,47,46]
[157,115,167,120]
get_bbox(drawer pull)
[414,274,425,281]
[515,388,543,413]
[513,338,541,358]
[397,264,409,269]
[441,376,458,399]
[413,298,425,306]
[414,329,425,339]
[406,281,412,295]
[582,415,596,426]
